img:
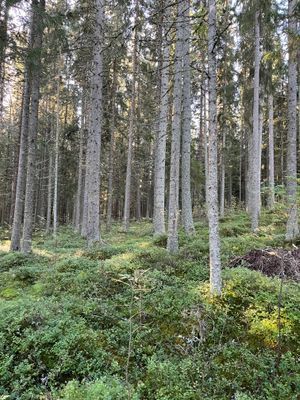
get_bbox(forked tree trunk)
[207,0,221,295]
[181,0,195,235]
[167,0,184,253]
[286,0,299,240]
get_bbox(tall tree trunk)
[52,72,61,236]
[10,77,31,250]
[21,0,45,254]
[106,61,117,231]
[0,1,8,123]
[85,0,104,245]
[248,9,261,232]
[153,0,170,236]
[181,0,195,235]
[10,6,37,251]
[75,90,86,231]
[123,0,139,232]
[207,0,221,295]
[220,130,226,217]
[286,0,299,240]
[204,82,209,207]
[267,94,275,209]
[167,0,184,253]
[46,152,53,234]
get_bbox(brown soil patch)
[229,248,300,281]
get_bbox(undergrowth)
[0,208,299,399]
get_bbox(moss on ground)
[0,208,299,399]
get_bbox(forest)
[0,0,299,398]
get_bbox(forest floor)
[0,207,299,399]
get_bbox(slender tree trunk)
[52,71,61,236]
[75,91,85,232]
[10,75,31,250]
[46,152,53,234]
[0,1,8,124]
[74,89,87,232]
[204,81,209,207]
[181,0,195,235]
[167,0,184,253]
[153,0,170,236]
[85,0,104,245]
[220,130,226,217]
[136,179,141,220]
[267,94,275,209]
[248,9,261,232]
[21,0,45,253]
[286,0,299,240]
[123,0,139,232]
[207,0,221,295]
[239,127,243,205]
[106,61,117,231]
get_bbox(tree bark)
[220,130,226,217]
[75,90,86,232]
[21,0,45,253]
[153,0,170,236]
[0,0,8,123]
[167,0,184,253]
[106,61,117,231]
[46,152,53,234]
[123,0,139,232]
[207,0,221,295]
[181,0,195,235]
[85,0,104,245]
[10,74,31,250]
[286,0,299,240]
[52,70,61,236]
[247,9,261,232]
[267,94,275,209]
